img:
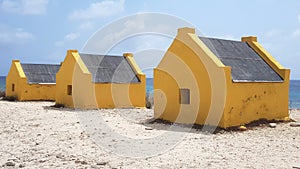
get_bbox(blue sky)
[0,0,300,79]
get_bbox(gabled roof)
[79,53,140,83]
[199,37,283,82]
[21,63,60,84]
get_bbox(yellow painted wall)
[154,27,228,126]
[72,55,97,109]
[223,80,290,128]
[19,84,56,101]
[56,50,146,109]
[154,27,290,128]
[56,50,77,107]
[154,68,180,121]
[6,60,25,100]
[95,77,146,108]
[6,60,56,101]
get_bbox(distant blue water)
[290,80,300,109]
[0,76,299,108]
[0,76,5,91]
[146,78,154,94]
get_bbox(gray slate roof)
[79,53,140,83]
[199,37,283,82]
[21,64,60,84]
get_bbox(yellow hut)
[55,50,146,109]
[6,60,60,101]
[154,27,290,128]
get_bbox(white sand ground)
[0,101,299,169]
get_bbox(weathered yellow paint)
[154,27,290,128]
[56,50,146,109]
[223,80,290,127]
[6,60,56,101]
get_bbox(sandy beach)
[0,100,299,169]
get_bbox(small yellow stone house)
[6,60,60,101]
[154,27,290,128]
[55,50,146,109]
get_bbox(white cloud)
[265,29,281,38]
[15,29,33,39]
[97,15,174,50]
[65,32,80,41]
[134,35,172,51]
[69,0,125,20]
[79,22,94,31]
[0,25,33,44]
[55,32,80,47]
[82,13,196,54]
[293,29,300,37]
[0,0,49,15]
[293,15,300,38]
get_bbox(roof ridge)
[198,36,241,43]
[21,63,60,66]
[79,53,123,57]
